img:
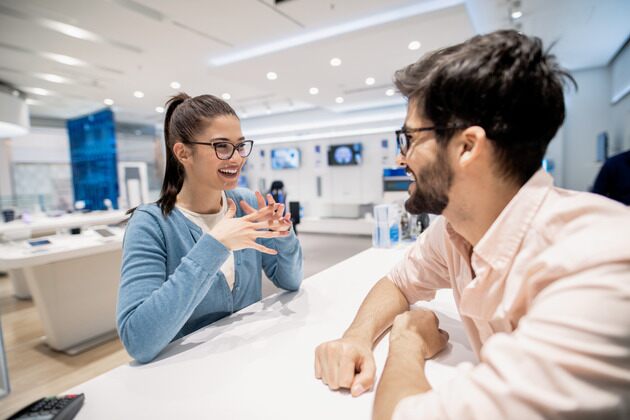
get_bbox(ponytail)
[155,93,190,216]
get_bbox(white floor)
[261,232,372,297]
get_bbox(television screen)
[271,148,300,169]
[328,143,362,166]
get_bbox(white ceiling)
[0,0,627,131]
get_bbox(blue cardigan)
[117,188,303,363]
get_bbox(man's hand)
[314,336,376,397]
[389,309,449,359]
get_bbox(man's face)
[401,103,454,215]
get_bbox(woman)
[117,93,303,363]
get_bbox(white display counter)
[0,210,128,299]
[65,246,475,419]
[0,228,125,354]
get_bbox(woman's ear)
[172,142,190,165]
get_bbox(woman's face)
[186,114,248,191]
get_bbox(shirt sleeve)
[392,263,630,420]
[387,217,452,304]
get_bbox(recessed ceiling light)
[266,71,278,80]
[221,93,231,100]
[408,41,421,50]
[156,106,165,113]
[133,91,144,98]
[330,57,342,67]
[335,97,344,104]
[511,10,522,19]
[365,77,375,86]
[309,87,319,95]
[104,98,114,106]
[385,89,395,96]
[170,81,181,89]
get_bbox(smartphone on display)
[27,239,52,247]
[94,228,114,238]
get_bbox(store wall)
[562,68,613,191]
[245,132,399,218]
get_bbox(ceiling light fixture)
[24,87,52,96]
[408,41,421,50]
[266,71,278,80]
[335,97,344,104]
[170,81,181,89]
[133,91,144,98]
[365,77,375,86]
[41,52,87,67]
[385,89,395,96]
[104,98,114,106]
[221,93,231,100]
[34,73,72,84]
[309,87,319,95]
[511,10,522,19]
[156,106,164,113]
[330,57,342,67]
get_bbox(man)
[592,149,630,205]
[314,30,630,419]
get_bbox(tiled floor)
[0,233,372,417]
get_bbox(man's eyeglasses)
[395,125,463,156]
[395,127,437,156]
[188,140,254,160]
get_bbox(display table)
[65,246,475,419]
[0,228,125,354]
[0,210,128,299]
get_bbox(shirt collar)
[472,169,553,272]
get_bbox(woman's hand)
[240,191,292,232]
[209,198,290,255]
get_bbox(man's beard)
[405,148,453,215]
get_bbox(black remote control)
[7,393,85,420]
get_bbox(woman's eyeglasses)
[188,140,254,160]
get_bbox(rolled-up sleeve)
[387,217,452,304]
[393,263,630,420]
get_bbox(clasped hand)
[210,191,293,255]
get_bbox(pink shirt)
[389,169,630,419]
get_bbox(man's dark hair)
[394,30,577,185]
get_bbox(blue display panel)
[271,148,300,169]
[66,109,119,210]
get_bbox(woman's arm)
[260,230,303,291]
[117,210,230,363]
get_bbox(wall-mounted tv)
[328,143,362,166]
[271,147,300,169]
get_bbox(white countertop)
[66,245,475,419]
[0,228,124,270]
[0,210,128,240]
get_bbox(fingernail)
[351,384,364,396]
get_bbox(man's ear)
[455,126,487,168]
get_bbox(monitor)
[271,148,300,169]
[328,143,362,166]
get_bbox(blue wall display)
[66,108,119,210]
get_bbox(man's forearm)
[343,277,410,346]
[373,335,432,420]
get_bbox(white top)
[176,193,235,290]
[65,246,476,420]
